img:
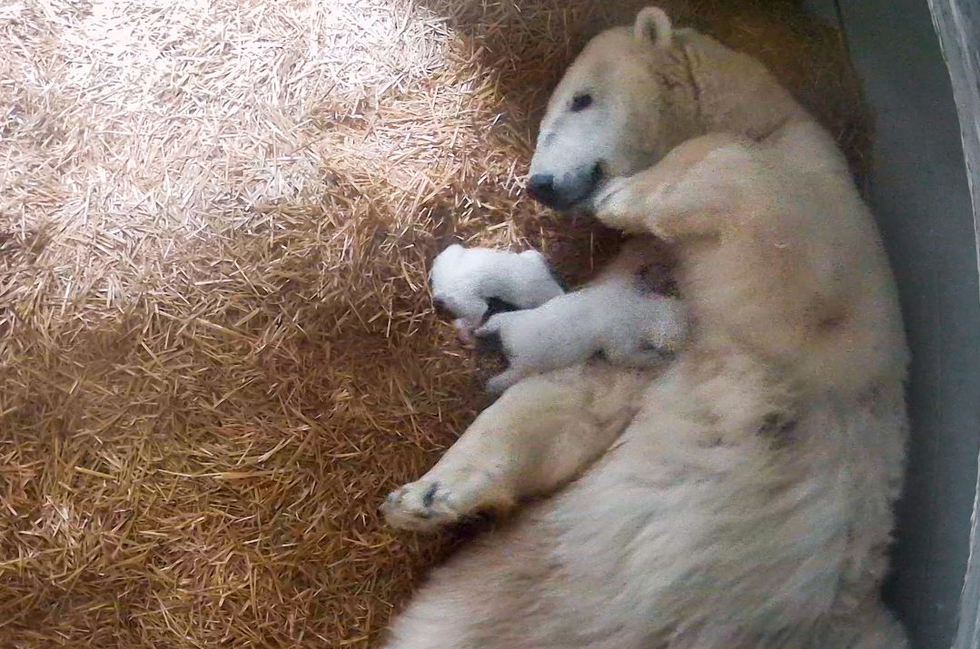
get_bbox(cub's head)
[528,7,697,211]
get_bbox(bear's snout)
[526,164,604,211]
[527,174,557,206]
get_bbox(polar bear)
[431,238,687,393]
[429,244,565,337]
[381,8,910,649]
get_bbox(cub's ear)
[634,7,673,49]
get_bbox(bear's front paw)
[381,480,462,532]
[592,178,645,232]
[381,470,512,532]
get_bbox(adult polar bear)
[381,7,910,649]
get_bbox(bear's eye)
[570,93,593,112]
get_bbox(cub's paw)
[381,480,466,532]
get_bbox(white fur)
[477,238,687,393]
[383,8,910,649]
[429,244,564,335]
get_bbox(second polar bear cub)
[430,240,687,393]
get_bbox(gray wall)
[805,0,980,647]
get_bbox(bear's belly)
[385,361,906,649]
[528,362,905,641]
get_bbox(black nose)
[527,174,557,206]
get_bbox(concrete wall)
[804,0,980,647]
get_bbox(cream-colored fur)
[381,8,910,648]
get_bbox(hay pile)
[0,0,867,646]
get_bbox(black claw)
[421,482,440,507]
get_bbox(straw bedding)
[0,0,868,646]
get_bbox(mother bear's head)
[527,6,802,211]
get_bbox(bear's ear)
[634,7,673,50]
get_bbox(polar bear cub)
[429,244,564,336]
[431,240,687,393]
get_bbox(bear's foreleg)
[593,133,758,240]
[381,363,648,531]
